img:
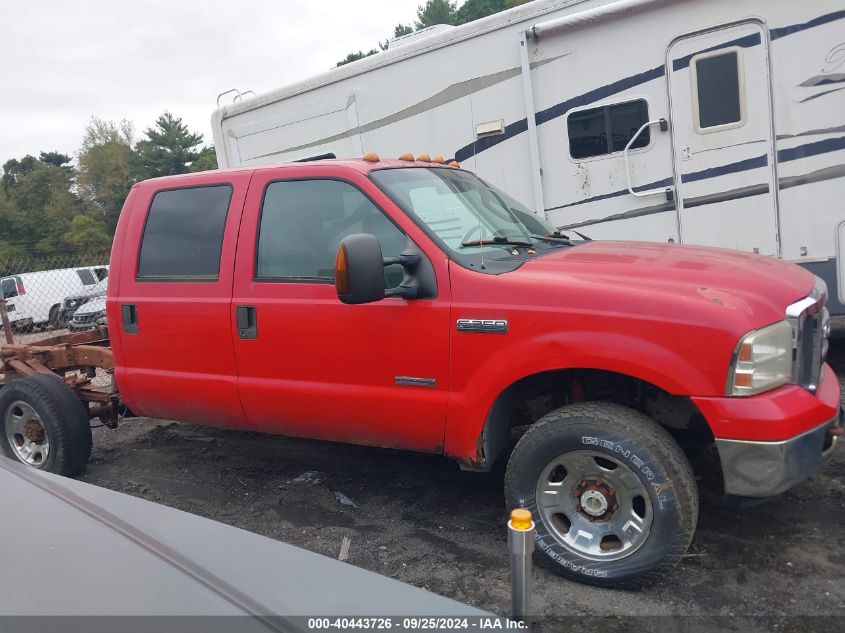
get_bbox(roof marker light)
[362,152,380,162]
[417,153,431,162]
[398,153,415,161]
[448,160,460,168]
[431,156,445,164]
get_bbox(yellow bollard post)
[508,508,535,622]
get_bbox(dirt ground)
[76,344,845,628]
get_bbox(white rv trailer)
[212,0,845,311]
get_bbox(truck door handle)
[236,306,258,339]
[121,304,138,334]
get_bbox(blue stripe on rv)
[451,11,845,164]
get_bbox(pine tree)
[133,112,204,179]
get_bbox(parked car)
[0,455,489,620]
[68,295,107,332]
[0,158,841,588]
[0,265,108,330]
[58,277,108,326]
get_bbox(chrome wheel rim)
[536,450,653,561]
[4,401,50,467]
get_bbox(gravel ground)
[75,344,845,629]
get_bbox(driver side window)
[256,179,406,288]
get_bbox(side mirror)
[335,234,387,305]
[335,233,424,305]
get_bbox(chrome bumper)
[716,411,842,498]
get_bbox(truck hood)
[518,241,814,328]
[65,285,108,304]
[74,295,107,316]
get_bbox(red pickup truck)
[0,156,841,586]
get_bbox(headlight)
[727,320,793,396]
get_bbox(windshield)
[370,167,559,255]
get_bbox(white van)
[0,266,108,330]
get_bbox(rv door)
[668,22,779,255]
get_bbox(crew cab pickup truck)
[0,156,841,587]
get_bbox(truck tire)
[0,374,92,476]
[504,402,698,587]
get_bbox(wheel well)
[479,369,715,472]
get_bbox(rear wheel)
[504,402,698,587]
[0,374,92,475]
[11,320,34,334]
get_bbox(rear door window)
[1,277,17,299]
[137,185,233,280]
[76,269,96,285]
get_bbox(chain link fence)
[1,252,112,387]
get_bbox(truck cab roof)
[134,157,461,188]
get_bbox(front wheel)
[504,402,698,587]
[48,304,63,330]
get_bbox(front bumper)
[68,314,107,332]
[693,363,842,498]
[715,410,842,497]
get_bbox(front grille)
[71,311,104,325]
[787,279,829,393]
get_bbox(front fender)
[443,330,718,466]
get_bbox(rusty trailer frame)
[0,299,120,427]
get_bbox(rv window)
[256,179,406,288]
[568,100,650,159]
[1,278,17,299]
[76,269,96,285]
[693,50,743,130]
[138,185,232,280]
[93,267,109,281]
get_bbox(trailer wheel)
[0,374,92,476]
[504,402,698,588]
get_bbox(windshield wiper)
[531,233,572,245]
[460,236,533,248]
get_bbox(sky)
[0,0,423,164]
